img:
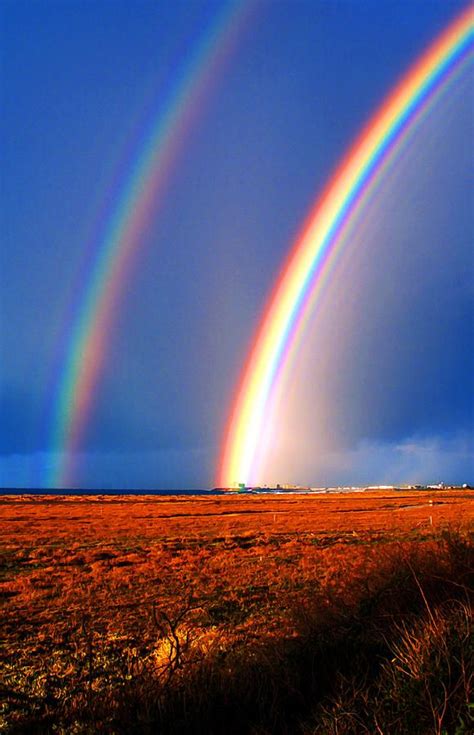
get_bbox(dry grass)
[1,490,472,733]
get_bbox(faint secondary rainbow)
[217,5,473,488]
[47,1,254,489]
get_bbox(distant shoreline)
[0,484,470,496]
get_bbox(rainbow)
[47,1,254,488]
[217,5,473,488]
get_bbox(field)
[1,490,473,734]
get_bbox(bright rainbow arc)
[217,6,473,488]
[47,1,253,489]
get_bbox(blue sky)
[1,0,472,489]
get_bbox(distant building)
[366,485,395,490]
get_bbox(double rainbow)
[217,5,473,488]
[47,1,253,488]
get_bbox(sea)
[0,486,406,496]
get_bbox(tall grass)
[3,529,472,734]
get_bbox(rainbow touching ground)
[47,1,253,488]
[217,5,473,488]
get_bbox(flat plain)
[1,490,473,733]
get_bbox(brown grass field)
[1,490,473,734]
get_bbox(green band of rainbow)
[47,0,253,489]
[217,5,473,488]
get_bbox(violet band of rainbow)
[217,5,473,488]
